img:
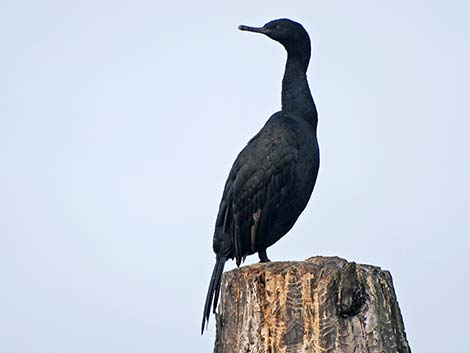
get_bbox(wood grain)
[214,256,411,353]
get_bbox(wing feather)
[214,118,299,264]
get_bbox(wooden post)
[214,256,411,353]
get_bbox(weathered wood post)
[214,256,411,353]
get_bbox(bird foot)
[258,249,270,263]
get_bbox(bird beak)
[238,25,267,34]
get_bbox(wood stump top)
[214,256,411,353]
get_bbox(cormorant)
[201,18,320,334]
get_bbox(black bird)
[201,19,320,334]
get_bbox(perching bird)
[201,18,320,334]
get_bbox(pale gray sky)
[1,1,469,352]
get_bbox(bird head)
[238,18,310,54]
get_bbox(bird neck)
[281,51,317,126]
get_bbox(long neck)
[281,50,317,126]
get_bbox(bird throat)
[281,52,317,123]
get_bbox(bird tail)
[201,255,226,334]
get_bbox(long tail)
[201,255,226,334]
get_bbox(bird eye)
[275,25,281,29]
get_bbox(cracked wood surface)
[214,256,411,353]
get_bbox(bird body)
[202,19,320,334]
[218,112,319,256]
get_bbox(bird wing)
[214,118,298,265]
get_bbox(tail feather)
[212,263,224,315]
[201,256,226,334]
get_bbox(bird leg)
[258,248,270,263]
[252,209,270,262]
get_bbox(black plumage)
[201,18,320,334]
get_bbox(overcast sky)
[1,1,469,352]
